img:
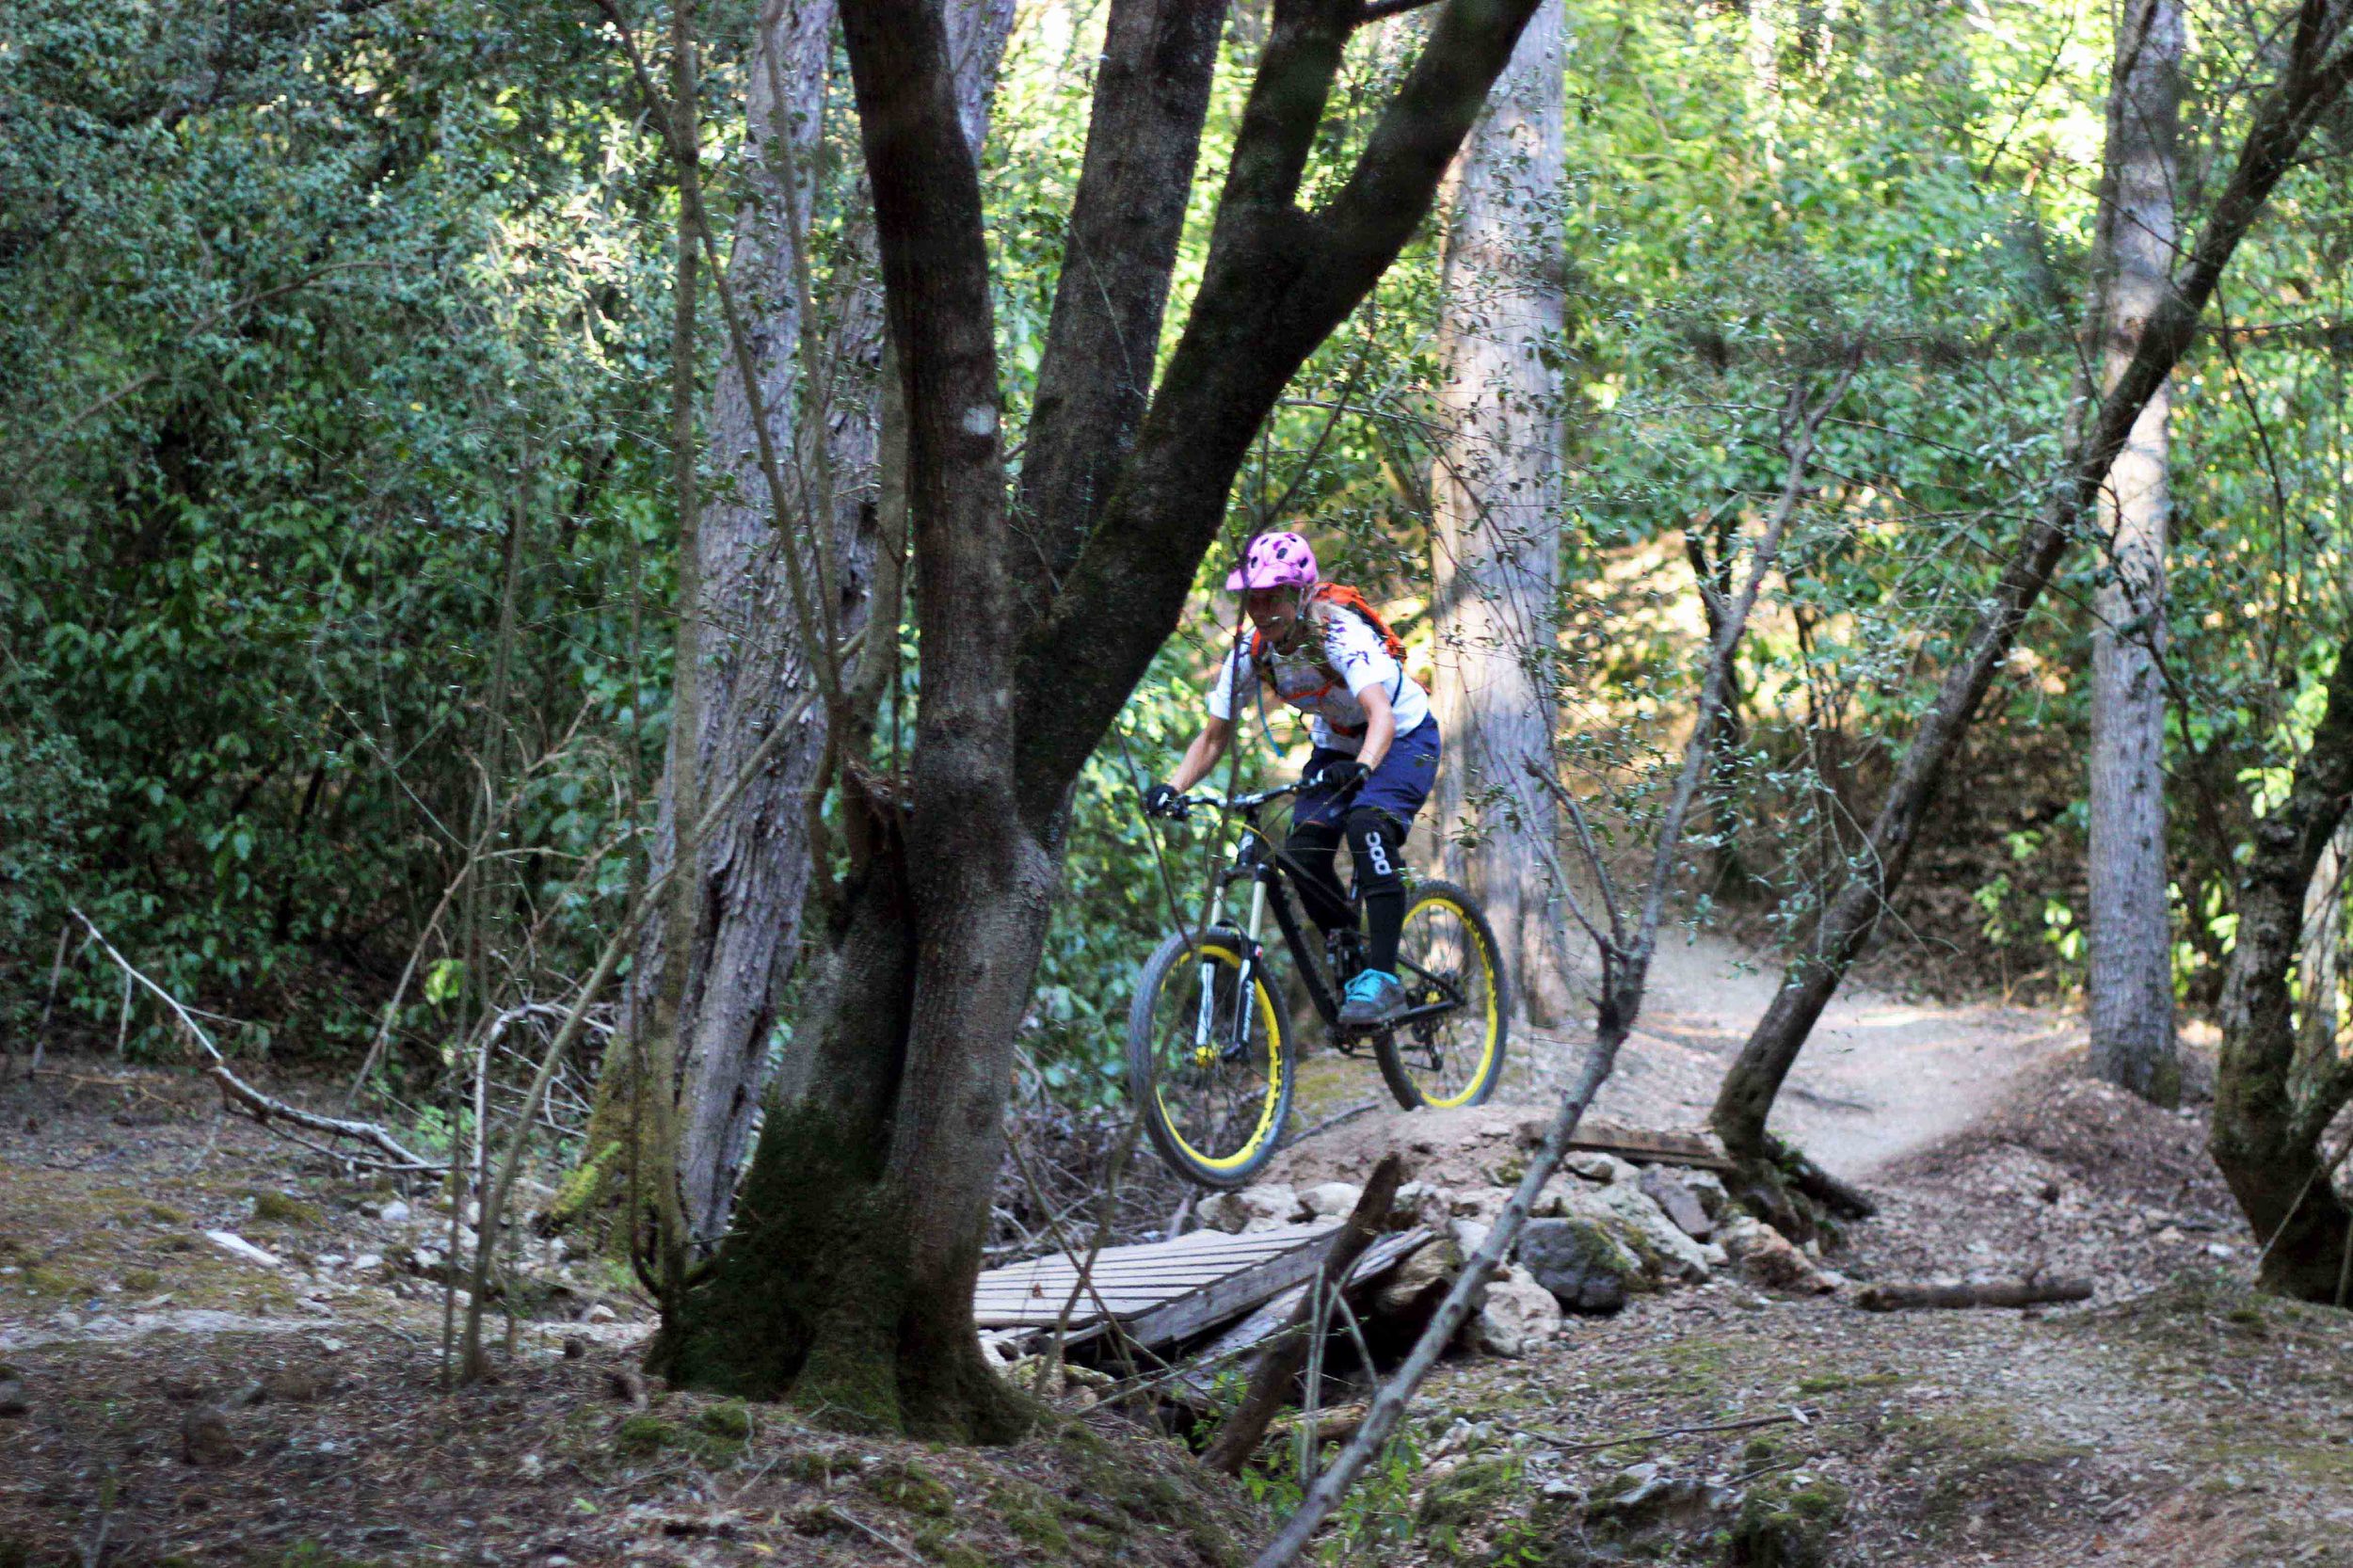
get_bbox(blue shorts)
[1297,717,1442,832]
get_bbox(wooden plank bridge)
[974,1222,1429,1355]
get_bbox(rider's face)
[1244,587,1299,638]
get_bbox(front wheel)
[1374,879,1509,1111]
[1127,929,1294,1188]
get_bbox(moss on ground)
[863,1456,956,1517]
[1418,1457,1521,1531]
[1725,1480,1847,1567]
[249,1191,320,1225]
[990,1477,1072,1554]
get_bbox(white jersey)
[1207,600,1431,754]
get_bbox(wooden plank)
[1568,1118,1734,1172]
[971,1222,1346,1336]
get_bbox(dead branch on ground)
[65,906,442,1173]
[1855,1277,2094,1311]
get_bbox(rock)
[351,1253,384,1273]
[1449,1218,1492,1256]
[1473,1264,1561,1356]
[203,1231,282,1269]
[1392,1180,1454,1233]
[1449,1187,1509,1223]
[378,1200,411,1225]
[606,1368,649,1407]
[1683,1169,1730,1218]
[1720,1216,1837,1294]
[1640,1168,1714,1241]
[1517,1217,1637,1314]
[1532,1176,1598,1218]
[584,1303,618,1324]
[562,1336,588,1360]
[1591,1183,1713,1283]
[1299,1181,1366,1220]
[1588,1464,1737,1529]
[1372,1236,1462,1324]
[1204,1183,1301,1234]
[180,1405,243,1466]
[0,1376,25,1417]
[1566,1151,1638,1185]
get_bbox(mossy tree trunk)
[649,0,1553,1439]
[2212,626,2353,1304]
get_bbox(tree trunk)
[1708,5,2353,1175]
[2213,628,2353,1304]
[598,0,1011,1252]
[1428,0,1573,1028]
[654,0,1549,1439]
[2087,0,2184,1106]
[2297,820,2350,1062]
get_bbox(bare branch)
[67,908,440,1172]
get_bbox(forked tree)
[645,0,1548,1438]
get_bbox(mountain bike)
[1126,778,1510,1188]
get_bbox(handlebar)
[1150,779,1305,821]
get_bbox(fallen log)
[1855,1277,2093,1312]
[1201,1154,1401,1475]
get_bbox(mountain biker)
[1143,531,1440,1030]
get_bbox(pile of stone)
[1195,1149,1840,1359]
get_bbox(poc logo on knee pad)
[1364,831,1392,877]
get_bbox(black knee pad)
[1344,807,1407,898]
[1285,818,1345,860]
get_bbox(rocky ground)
[6,985,2350,1566]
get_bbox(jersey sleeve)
[1206,641,1252,722]
[1321,609,1400,701]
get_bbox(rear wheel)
[1127,930,1293,1188]
[1374,880,1509,1110]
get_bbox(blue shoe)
[1338,968,1403,1030]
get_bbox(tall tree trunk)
[2087,0,2184,1106]
[2297,819,2351,1060]
[597,0,1010,1252]
[2213,628,2353,1304]
[1708,0,2353,1176]
[653,0,1549,1439]
[1428,0,1571,1027]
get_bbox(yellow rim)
[1154,943,1286,1172]
[1400,893,1500,1108]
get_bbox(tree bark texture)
[1428,0,1572,1027]
[2297,820,2351,1061]
[608,0,1011,1251]
[2087,0,2184,1106]
[655,0,1547,1440]
[1709,0,2353,1170]
[2212,627,2353,1303]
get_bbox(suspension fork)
[1193,872,1271,1052]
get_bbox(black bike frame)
[1190,791,1465,1052]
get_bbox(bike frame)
[1179,785,1466,1061]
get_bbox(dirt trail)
[1514,925,2075,1176]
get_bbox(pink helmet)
[1225,531,1320,592]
